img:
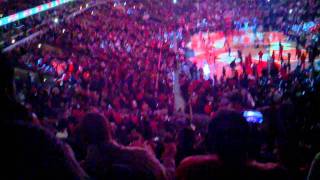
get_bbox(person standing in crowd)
[279,42,283,61]
[238,49,243,64]
[287,52,291,72]
[258,50,263,63]
[247,53,252,66]
[222,66,226,78]
[300,52,306,70]
[271,50,275,62]
[307,45,318,69]
[296,46,301,61]
[228,46,232,57]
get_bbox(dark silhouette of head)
[206,109,249,165]
[178,127,196,149]
[77,113,112,147]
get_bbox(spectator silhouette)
[176,109,288,180]
[2,122,88,179]
[77,113,167,180]
[0,53,31,123]
[1,53,87,179]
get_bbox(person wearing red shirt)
[258,50,263,63]
[296,47,301,60]
[301,52,306,70]
[245,53,252,66]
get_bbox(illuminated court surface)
[186,30,320,78]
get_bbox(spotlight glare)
[203,63,210,79]
[53,17,59,23]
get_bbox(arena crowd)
[1,0,320,179]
